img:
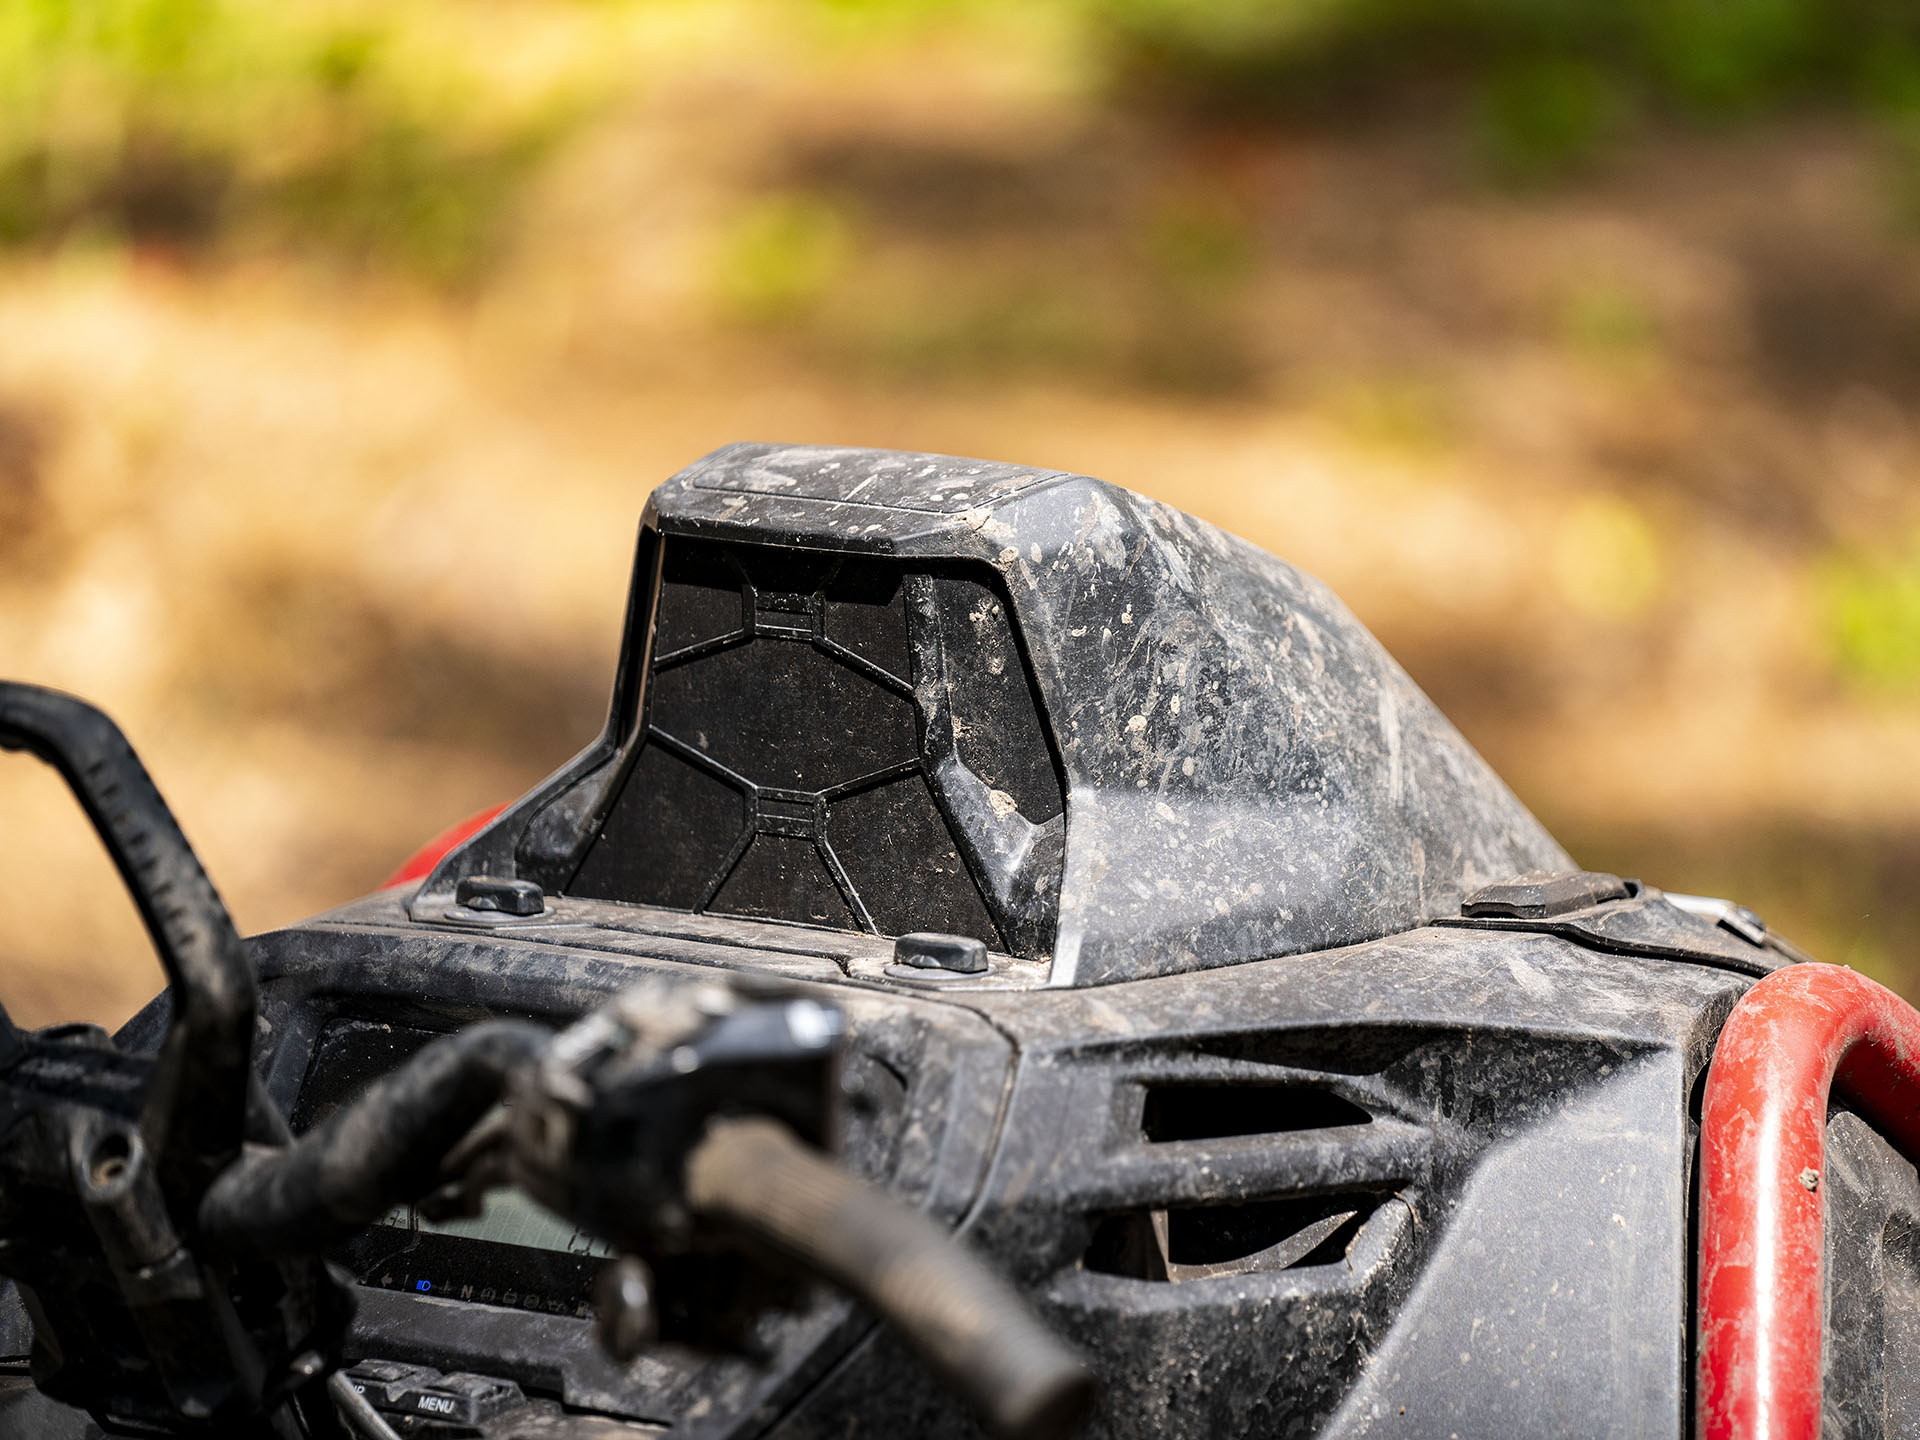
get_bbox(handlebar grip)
[202,1020,551,1256]
[685,1117,1092,1440]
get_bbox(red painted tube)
[1697,963,1920,1440]
[380,804,507,889]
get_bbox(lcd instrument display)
[292,1018,611,1317]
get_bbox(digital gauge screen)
[292,1018,612,1317]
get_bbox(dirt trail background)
[6,2,1920,1026]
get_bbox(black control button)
[342,1361,525,1430]
[338,1360,437,1409]
[392,1370,524,1425]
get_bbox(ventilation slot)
[1141,1084,1370,1142]
[1085,1194,1380,1283]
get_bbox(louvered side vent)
[1142,1084,1372,1142]
[1087,1083,1387,1283]
[566,538,1066,954]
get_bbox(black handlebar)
[193,1009,1093,1440]
[0,682,255,1202]
[688,1116,1093,1440]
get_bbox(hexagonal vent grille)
[567,538,1064,951]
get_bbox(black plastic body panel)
[0,892,1903,1439]
[3,896,1889,1439]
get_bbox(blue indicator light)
[416,1280,432,1292]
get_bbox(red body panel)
[1698,964,1920,1439]
[381,804,506,889]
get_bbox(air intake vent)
[1085,1194,1381,1282]
[566,538,1066,954]
[1141,1084,1371,1142]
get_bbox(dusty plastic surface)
[413,444,1567,988]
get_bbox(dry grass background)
[6,1,1920,1027]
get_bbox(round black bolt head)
[892,932,989,974]
[455,875,546,916]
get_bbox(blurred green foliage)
[713,194,852,323]
[1097,0,1920,114]
[1144,194,1255,298]
[1097,0,1920,182]
[1476,58,1629,182]
[1822,539,1920,690]
[0,0,595,280]
[1321,374,1459,455]
[1555,280,1659,361]
[11,0,1920,284]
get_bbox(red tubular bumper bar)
[1697,963,1920,1439]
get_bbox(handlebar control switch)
[337,1361,528,1434]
